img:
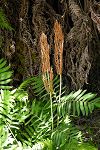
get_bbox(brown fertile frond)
[42,73,50,93]
[40,32,53,94]
[40,32,50,74]
[42,68,54,94]
[49,67,54,94]
[54,20,64,75]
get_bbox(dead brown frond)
[54,20,64,75]
[40,32,53,94]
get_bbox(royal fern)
[0,58,98,149]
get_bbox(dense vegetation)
[0,0,100,149]
[0,58,100,150]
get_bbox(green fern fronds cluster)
[52,116,82,149]
[16,100,51,145]
[0,58,99,149]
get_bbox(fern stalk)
[50,92,53,133]
[59,74,62,103]
[47,71,54,132]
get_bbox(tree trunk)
[0,0,100,92]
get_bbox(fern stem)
[50,92,53,133]
[57,74,62,126]
[59,74,62,103]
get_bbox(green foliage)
[52,115,82,149]
[0,8,13,30]
[59,89,100,116]
[77,143,97,150]
[0,58,98,149]
[0,58,13,89]
[13,76,99,149]
[0,90,14,123]
[16,98,52,145]
[0,89,30,149]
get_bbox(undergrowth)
[0,58,99,150]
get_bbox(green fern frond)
[16,99,52,146]
[17,77,36,90]
[0,58,13,89]
[0,88,32,148]
[18,75,66,102]
[59,89,100,116]
[0,90,14,124]
[52,116,82,149]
